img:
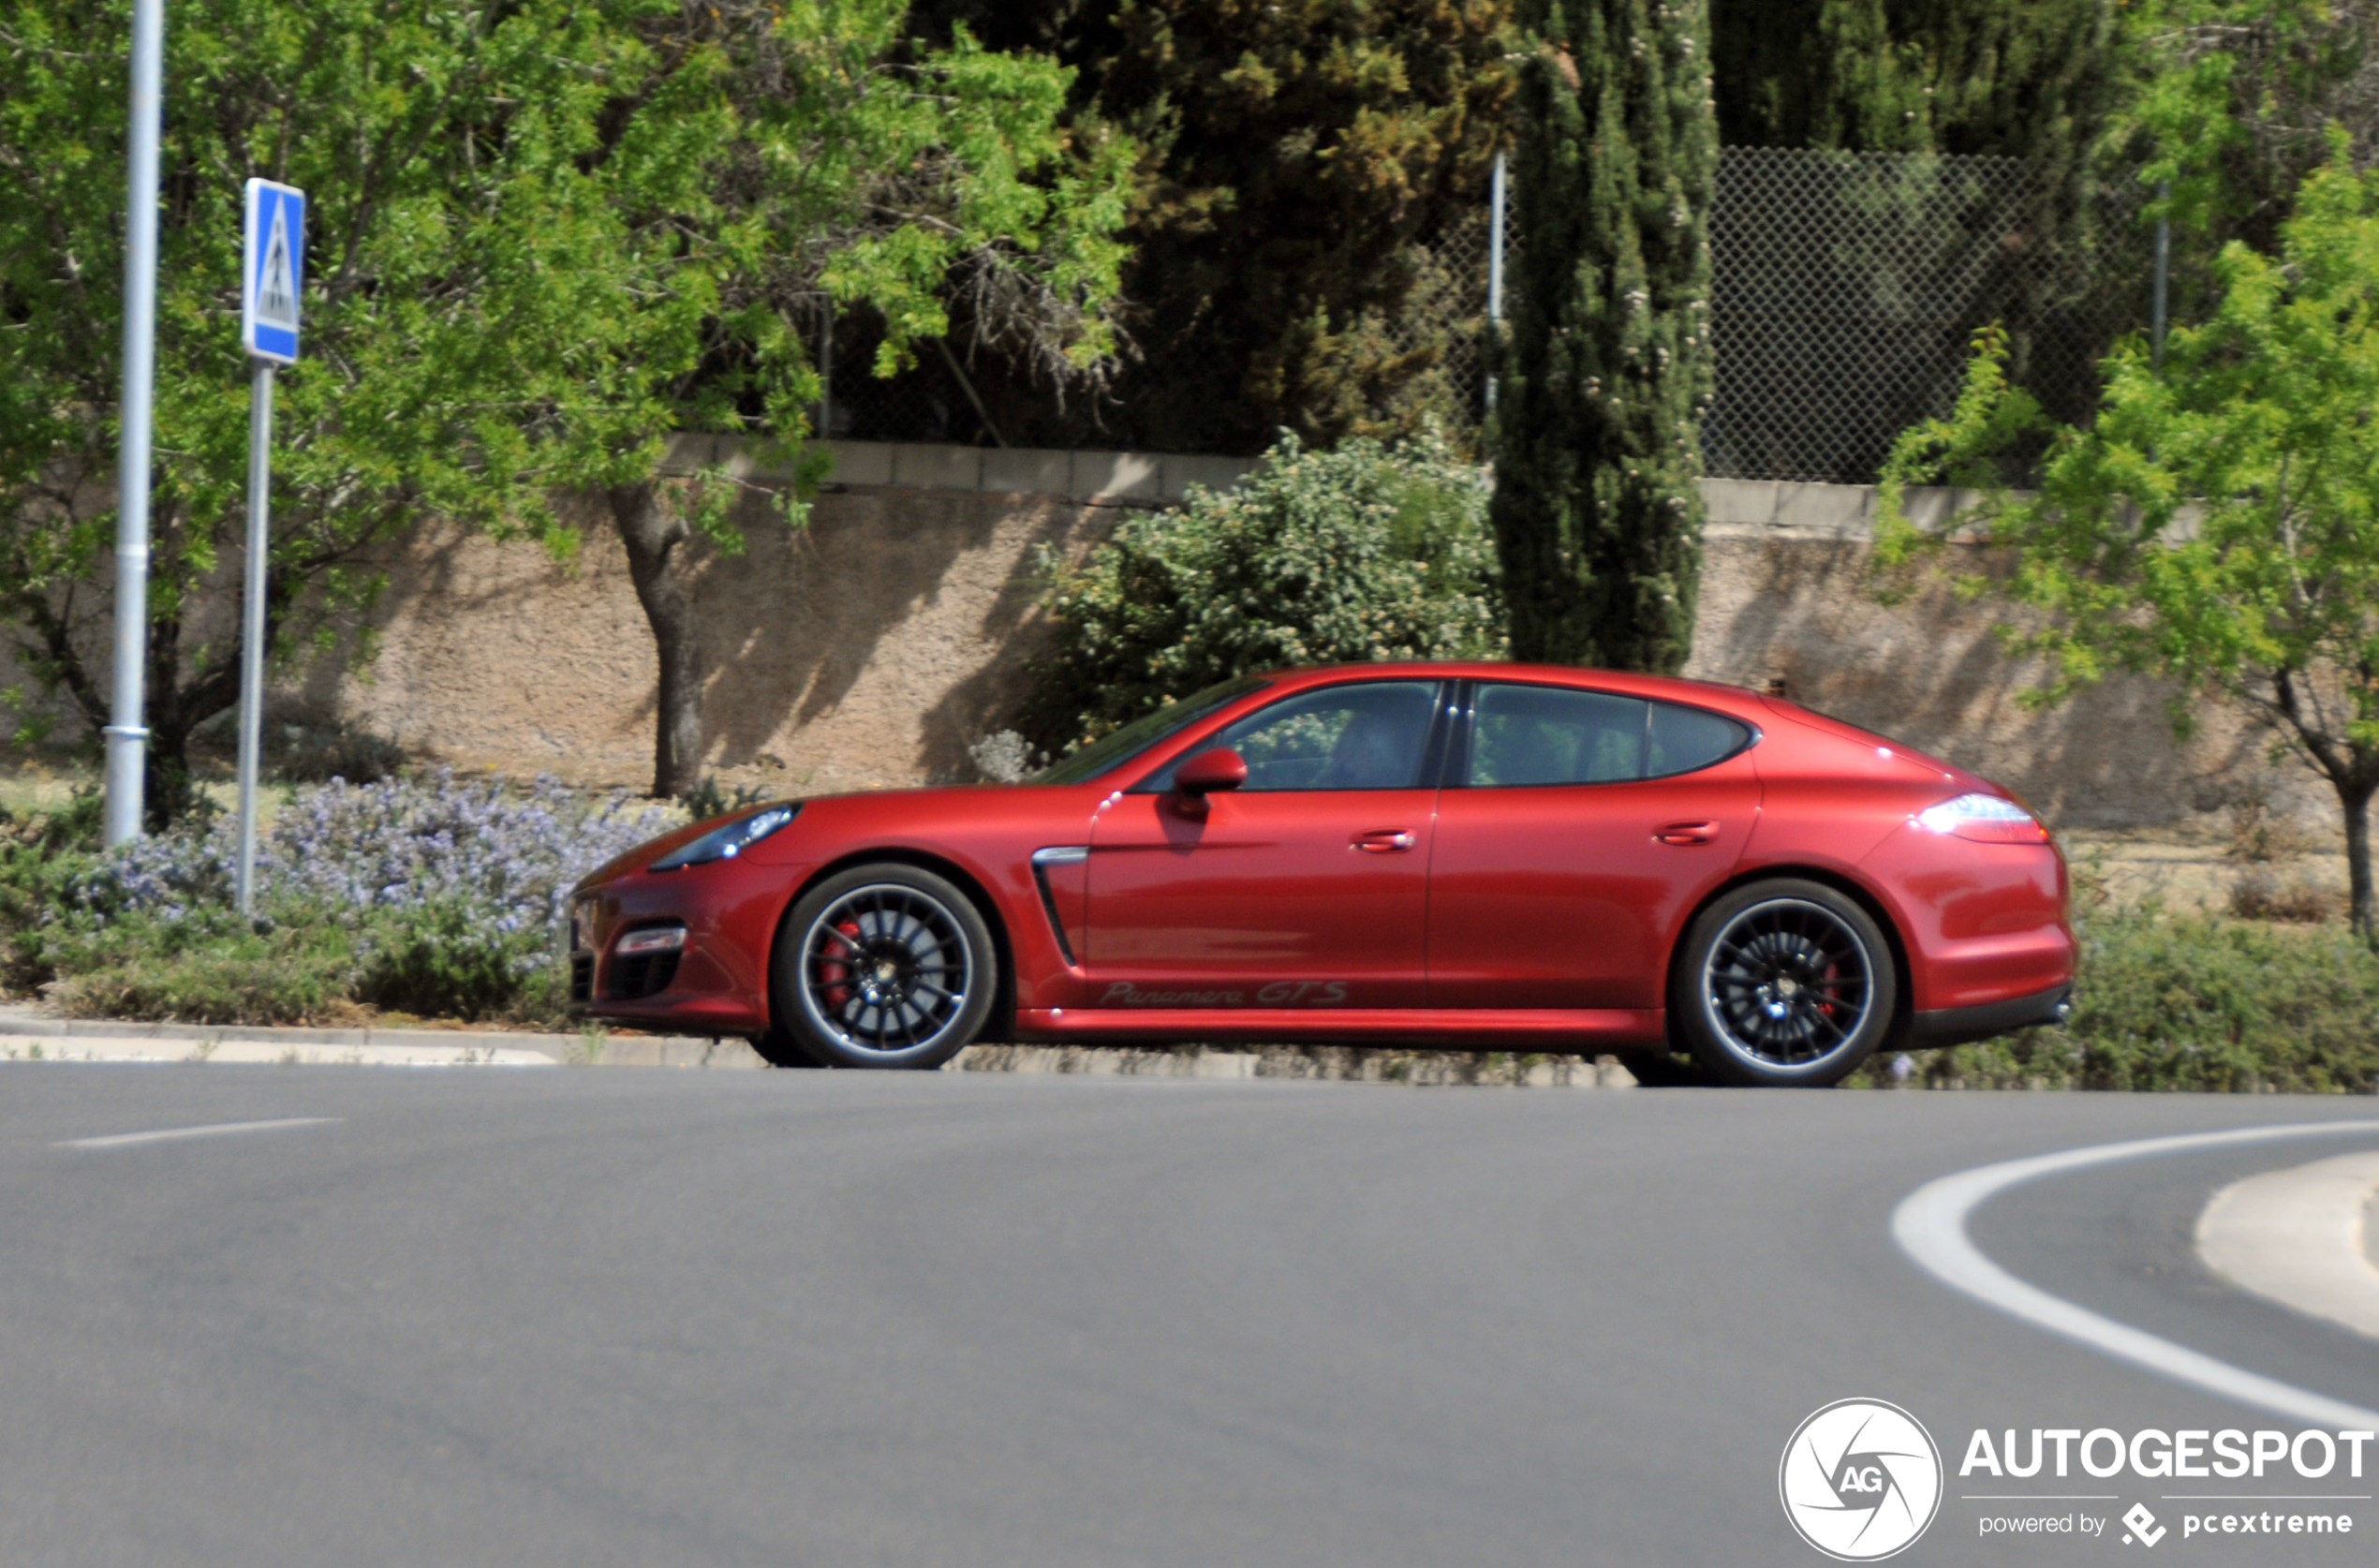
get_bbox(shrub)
[48,913,362,1026]
[1023,428,1505,752]
[1854,908,2379,1092]
[2228,868,2337,925]
[11,773,684,1026]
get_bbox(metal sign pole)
[234,361,273,915]
[106,0,169,846]
[235,176,303,914]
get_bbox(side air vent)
[1030,846,1088,966]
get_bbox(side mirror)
[1175,747,1249,798]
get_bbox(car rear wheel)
[1672,879,1897,1087]
[768,864,998,1070]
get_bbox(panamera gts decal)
[1096,981,1350,1008]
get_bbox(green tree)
[0,0,1131,810]
[908,0,1515,455]
[1488,0,1716,673]
[1878,148,2379,939]
[1711,0,2120,167]
[0,0,691,821]
[587,4,1131,796]
[2120,0,2379,309]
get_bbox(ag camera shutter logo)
[1780,1398,1943,1561]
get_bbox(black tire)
[1671,879,1898,1088]
[1613,1049,1704,1087]
[750,1026,826,1069]
[768,864,999,1070]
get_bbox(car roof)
[1248,662,1770,718]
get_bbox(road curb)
[2197,1149,2379,1342]
[0,1008,1640,1084]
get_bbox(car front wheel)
[1671,879,1897,1087]
[767,864,998,1070]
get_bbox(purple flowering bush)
[27,773,686,1025]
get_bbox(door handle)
[1656,821,1719,846]
[1352,830,1417,854]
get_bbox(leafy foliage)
[1878,148,2379,936]
[1853,907,2379,1092]
[0,0,686,816]
[6,773,684,1024]
[1712,0,2120,165]
[1024,430,1503,752]
[0,0,1133,810]
[909,0,1515,453]
[2119,0,2379,273]
[1489,0,1716,674]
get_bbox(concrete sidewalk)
[0,1005,761,1070]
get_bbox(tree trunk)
[2343,777,2375,943]
[608,481,704,799]
[1490,0,1717,674]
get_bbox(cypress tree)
[1490,0,1717,673]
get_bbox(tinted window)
[1460,686,1753,785]
[1647,702,1751,777]
[1033,676,1269,785]
[1144,681,1441,792]
[1467,685,1647,786]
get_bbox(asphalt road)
[1,1067,2375,1566]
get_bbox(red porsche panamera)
[567,663,2074,1087]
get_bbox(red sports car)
[567,663,2074,1087]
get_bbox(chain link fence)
[821,147,2153,484]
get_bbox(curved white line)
[1892,1120,2379,1431]
[58,1116,342,1150]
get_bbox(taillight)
[1916,792,2049,845]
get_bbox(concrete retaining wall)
[26,438,2319,829]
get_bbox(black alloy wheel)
[763,863,999,1070]
[1672,879,1898,1087]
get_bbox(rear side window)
[1463,684,1751,786]
[1648,702,1751,777]
[1468,686,1646,785]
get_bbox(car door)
[1426,681,1761,1010]
[1081,679,1450,1011]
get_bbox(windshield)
[1031,676,1270,785]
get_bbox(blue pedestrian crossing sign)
[242,178,304,364]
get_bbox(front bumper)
[1907,984,2073,1049]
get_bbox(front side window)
[1464,685,1754,786]
[1142,681,1441,792]
[1033,675,1270,785]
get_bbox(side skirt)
[1013,1007,1666,1050]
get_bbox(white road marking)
[2199,1150,2379,1342]
[57,1117,343,1150]
[1892,1120,2379,1430]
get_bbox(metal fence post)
[106,0,168,846]
[2152,180,2171,371]
[1485,151,1507,414]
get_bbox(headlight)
[1916,792,2049,844]
[649,804,801,870]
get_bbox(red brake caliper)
[820,919,863,1011]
